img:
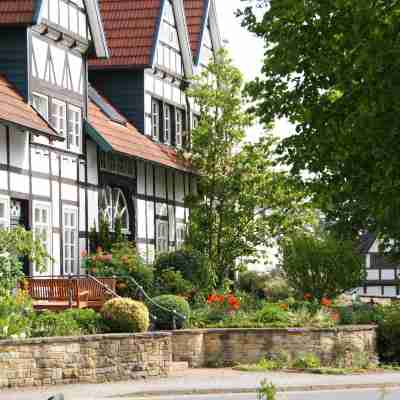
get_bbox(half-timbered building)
[0,0,222,276]
[88,0,221,263]
[0,0,108,276]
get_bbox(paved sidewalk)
[1,369,400,400]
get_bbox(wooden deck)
[25,276,117,311]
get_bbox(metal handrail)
[111,274,187,329]
[86,274,121,299]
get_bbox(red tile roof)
[0,1,35,25]
[184,0,206,60]
[0,75,59,138]
[88,94,192,173]
[89,0,161,69]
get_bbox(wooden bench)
[76,277,117,310]
[27,278,89,311]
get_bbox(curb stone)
[113,383,400,398]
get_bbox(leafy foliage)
[153,249,211,289]
[153,268,194,297]
[280,231,365,301]
[84,241,154,298]
[0,291,33,339]
[0,227,50,294]
[101,297,150,333]
[150,295,190,330]
[240,0,400,252]
[186,49,313,285]
[377,303,400,364]
[63,309,106,335]
[31,311,82,338]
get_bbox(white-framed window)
[100,187,130,233]
[176,222,186,249]
[51,98,67,136]
[63,207,78,275]
[67,104,81,151]
[176,109,183,147]
[33,202,51,272]
[164,104,171,144]
[0,196,10,229]
[156,220,168,253]
[152,99,160,140]
[32,92,49,120]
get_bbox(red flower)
[304,293,312,301]
[321,298,333,307]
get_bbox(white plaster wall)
[137,199,147,239]
[9,129,29,169]
[0,125,7,164]
[87,189,98,230]
[32,177,51,198]
[10,173,29,194]
[31,148,50,174]
[61,183,77,202]
[367,270,379,281]
[79,187,86,231]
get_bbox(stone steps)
[169,361,189,372]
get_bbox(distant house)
[358,233,400,298]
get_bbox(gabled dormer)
[184,0,222,72]
[0,0,108,153]
[89,0,193,149]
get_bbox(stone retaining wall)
[0,332,171,388]
[172,326,377,368]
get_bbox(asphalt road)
[128,388,400,400]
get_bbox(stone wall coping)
[0,331,171,346]
[171,325,377,335]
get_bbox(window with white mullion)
[32,93,49,120]
[51,99,67,136]
[163,104,171,144]
[156,220,168,254]
[152,99,160,141]
[0,196,10,229]
[175,109,183,147]
[68,104,81,151]
[176,222,186,249]
[33,203,51,272]
[63,207,78,275]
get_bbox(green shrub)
[292,352,321,369]
[32,311,81,337]
[154,268,194,296]
[150,295,190,330]
[263,275,293,302]
[153,249,210,287]
[377,303,400,363]
[256,303,290,326]
[101,298,149,333]
[280,232,365,301]
[257,380,277,400]
[0,291,34,339]
[237,270,267,298]
[63,309,105,334]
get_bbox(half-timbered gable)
[184,0,222,125]
[0,0,108,277]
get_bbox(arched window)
[100,187,130,232]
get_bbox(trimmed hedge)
[150,295,190,330]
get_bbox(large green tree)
[240,0,400,254]
[186,50,312,285]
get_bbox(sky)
[215,0,294,141]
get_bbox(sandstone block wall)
[0,332,171,388]
[172,326,377,368]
